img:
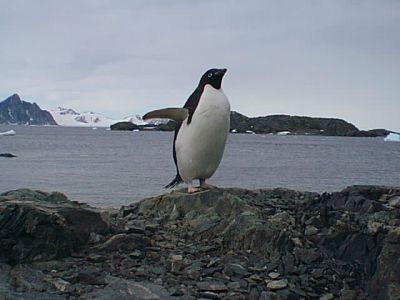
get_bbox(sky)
[1,0,399,131]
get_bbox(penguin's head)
[199,68,227,90]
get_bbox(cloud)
[1,0,399,130]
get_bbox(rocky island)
[1,186,399,299]
[0,94,56,125]
[110,112,392,137]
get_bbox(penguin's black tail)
[165,174,183,188]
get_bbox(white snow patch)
[49,107,149,127]
[384,133,400,142]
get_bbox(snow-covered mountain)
[50,107,147,127]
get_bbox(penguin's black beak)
[216,68,227,76]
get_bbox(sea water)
[1,125,399,207]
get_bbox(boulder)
[0,189,113,264]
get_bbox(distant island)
[0,93,394,137]
[0,94,56,125]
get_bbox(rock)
[0,94,57,125]
[169,204,180,221]
[388,196,400,208]
[305,225,319,236]
[1,185,400,299]
[80,276,173,299]
[78,269,107,285]
[230,111,360,136]
[351,128,390,137]
[295,248,320,264]
[224,263,250,277]
[268,272,281,279]
[228,281,241,290]
[171,254,183,261]
[152,120,176,131]
[110,121,140,131]
[52,278,71,292]
[291,237,303,248]
[319,293,335,300]
[0,153,17,158]
[0,189,111,264]
[266,279,288,290]
[196,281,228,292]
[93,233,149,252]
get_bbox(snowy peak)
[57,107,80,116]
[50,107,116,127]
[49,107,147,127]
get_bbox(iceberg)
[277,131,291,136]
[384,133,400,142]
[0,130,16,136]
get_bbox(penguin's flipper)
[143,108,189,122]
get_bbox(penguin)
[143,68,230,193]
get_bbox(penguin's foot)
[187,182,202,193]
[199,179,216,190]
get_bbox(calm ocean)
[1,125,399,208]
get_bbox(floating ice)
[277,131,291,135]
[0,130,16,136]
[384,133,400,142]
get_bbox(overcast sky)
[1,1,399,131]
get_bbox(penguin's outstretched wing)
[142,107,188,188]
[142,108,189,122]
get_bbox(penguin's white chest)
[175,85,230,183]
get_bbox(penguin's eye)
[208,73,213,78]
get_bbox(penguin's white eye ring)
[208,73,213,78]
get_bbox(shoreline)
[1,185,399,299]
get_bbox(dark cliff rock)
[0,189,112,264]
[230,111,360,136]
[351,128,391,137]
[0,94,57,125]
[0,186,399,299]
[111,120,177,132]
[110,121,140,131]
[150,120,177,131]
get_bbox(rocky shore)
[0,186,399,299]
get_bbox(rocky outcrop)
[110,121,140,131]
[350,128,391,137]
[0,189,113,264]
[230,111,360,136]
[146,111,390,136]
[111,120,177,132]
[0,153,16,158]
[0,186,399,299]
[0,94,57,125]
